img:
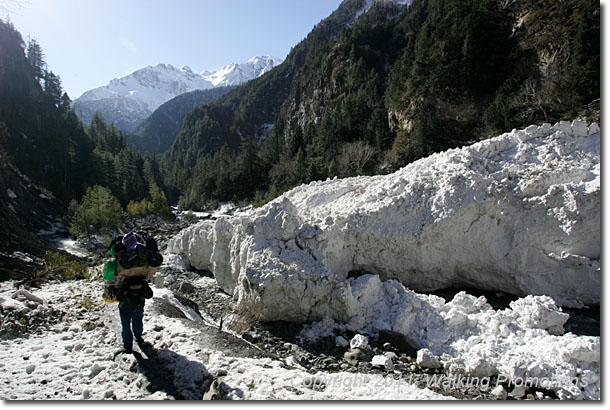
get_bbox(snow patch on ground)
[0,278,449,400]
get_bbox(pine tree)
[69,185,124,236]
[293,148,307,184]
[43,70,62,107]
[26,37,45,82]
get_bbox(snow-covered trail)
[0,275,452,400]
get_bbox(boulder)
[343,348,373,366]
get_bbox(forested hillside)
[162,0,599,210]
[0,20,171,257]
[127,86,235,155]
[0,0,601,243]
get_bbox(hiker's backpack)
[102,231,163,303]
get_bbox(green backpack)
[103,258,117,281]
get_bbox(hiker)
[102,231,163,353]
[116,276,153,353]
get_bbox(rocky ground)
[1,212,599,400]
[163,266,579,401]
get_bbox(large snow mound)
[166,120,600,399]
[168,120,600,317]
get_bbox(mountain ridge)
[162,0,599,210]
[72,55,283,132]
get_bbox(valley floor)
[0,275,454,400]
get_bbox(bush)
[42,251,89,281]
[127,198,154,218]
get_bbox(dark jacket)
[116,279,153,313]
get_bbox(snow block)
[371,354,394,370]
[571,120,588,137]
[416,348,441,369]
[588,122,600,135]
[350,334,370,350]
[168,121,601,320]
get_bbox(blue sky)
[2,0,343,99]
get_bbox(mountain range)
[163,0,599,209]
[72,56,283,132]
[0,0,599,258]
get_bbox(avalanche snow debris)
[167,121,601,399]
[416,349,441,369]
[350,334,370,350]
[371,354,394,371]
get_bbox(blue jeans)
[119,310,144,350]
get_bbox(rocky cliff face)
[0,150,61,279]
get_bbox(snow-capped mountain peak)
[201,55,282,87]
[73,56,283,132]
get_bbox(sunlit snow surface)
[167,120,600,399]
[0,278,449,400]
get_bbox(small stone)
[25,364,35,374]
[384,352,397,360]
[178,281,195,293]
[490,385,507,400]
[242,331,260,343]
[509,385,526,399]
[343,348,373,366]
[589,122,600,135]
